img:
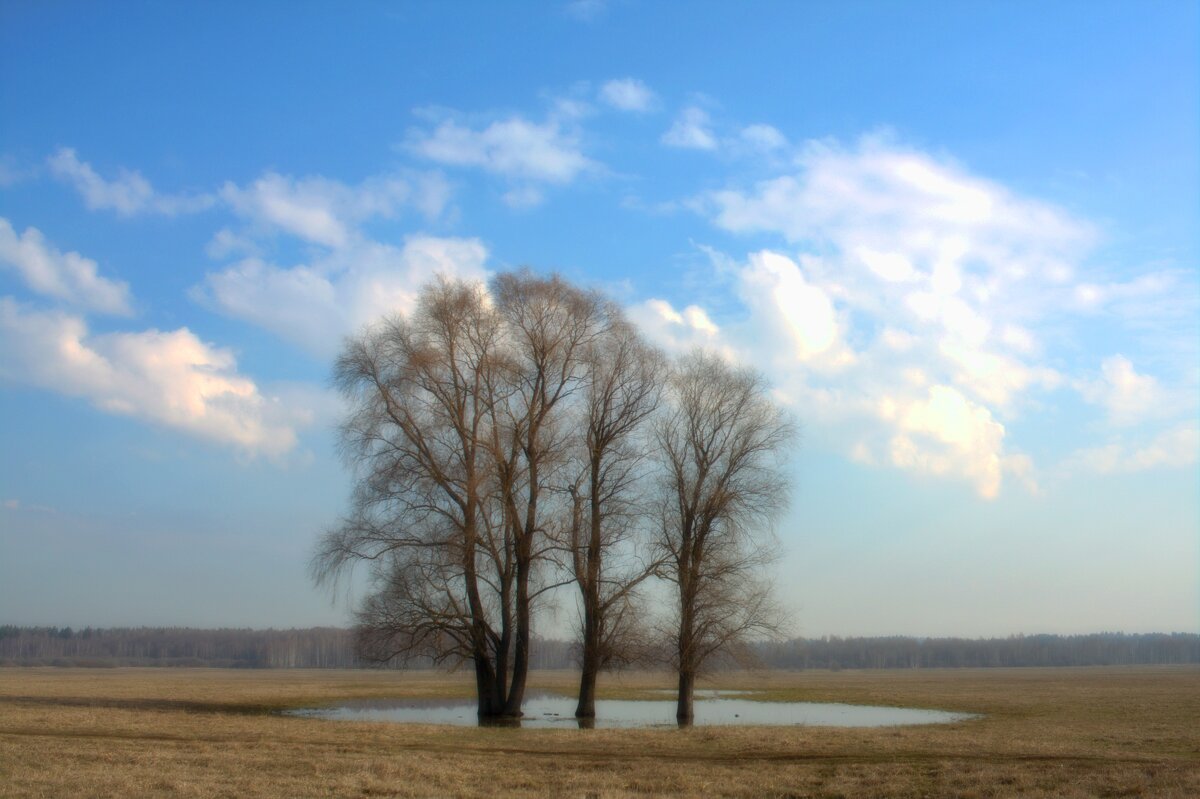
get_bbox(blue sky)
[1,1,1196,636]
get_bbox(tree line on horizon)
[3,626,1195,670]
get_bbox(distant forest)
[0,626,575,670]
[2,626,1196,670]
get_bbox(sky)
[1,1,1196,638]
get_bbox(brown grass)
[1,666,1197,797]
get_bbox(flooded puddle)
[286,692,974,729]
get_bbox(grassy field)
[1,666,1197,797]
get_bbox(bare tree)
[486,270,608,716]
[313,278,521,718]
[565,311,665,720]
[314,272,611,721]
[654,351,796,724]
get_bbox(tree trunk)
[464,502,505,719]
[503,422,541,720]
[576,492,602,718]
[503,549,530,717]
[677,566,695,725]
[676,668,695,725]
[474,653,502,718]
[575,637,599,718]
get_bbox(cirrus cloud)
[47,148,214,217]
[219,170,450,248]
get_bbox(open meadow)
[1,666,1198,797]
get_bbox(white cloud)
[694,137,1101,414]
[1002,452,1040,496]
[1000,324,1037,355]
[550,95,594,121]
[47,148,450,248]
[880,327,917,352]
[205,228,261,260]
[1080,355,1163,426]
[408,115,593,185]
[412,171,455,219]
[856,247,917,283]
[736,251,852,369]
[47,148,214,216]
[629,135,1189,497]
[1069,267,1197,354]
[740,124,787,151]
[197,235,489,357]
[629,245,1046,499]
[600,78,656,112]
[199,163,482,358]
[662,107,717,151]
[881,385,1012,499]
[1066,423,1199,475]
[706,137,1092,263]
[1072,271,1176,312]
[219,171,446,249]
[0,298,298,457]
[0,218,132,315]
[627,298,729,358]
[938,339,1060,409]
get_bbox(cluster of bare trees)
[313,271,795,724]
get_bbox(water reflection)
[286,692,974,729]
[477,715,523,729]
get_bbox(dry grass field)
[1,665,1197,797]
